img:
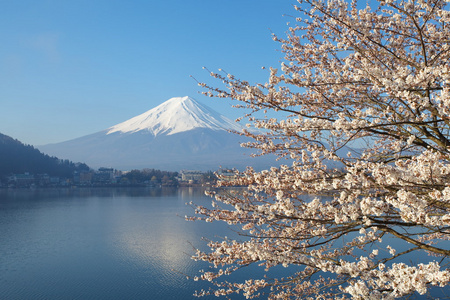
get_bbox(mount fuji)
[38,96,273,171]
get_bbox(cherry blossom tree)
[189,0,450,298]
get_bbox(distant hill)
[0,133,90,178]
[38,96,276,171]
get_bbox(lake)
[0,187,240,300]
[1,187,448,299]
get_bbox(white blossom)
[189,0,450,298]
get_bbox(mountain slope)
[0,132,90,177]
[107,96,243,136]
[38,97,273,171]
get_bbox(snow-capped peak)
[107,96,243,136]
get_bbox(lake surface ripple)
[0,187,231,300]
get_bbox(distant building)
[50,177,61,185]
[79,171,94,184]
[8,173,35,187]
[180,170,203,182]
[93,167,115,184]
[36,173,50,186]
[217,169,239,182]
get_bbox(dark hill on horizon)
[0,132,90,178]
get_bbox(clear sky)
[0,0,298,145]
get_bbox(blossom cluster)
[190,0,450,298]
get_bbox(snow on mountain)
[107,96,243,136]
[38,96,275,171]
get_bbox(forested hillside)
[0,133,90,178]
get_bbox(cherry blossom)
[189,0,450,298]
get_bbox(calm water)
[1,188,449,299]
[0,187,239,300]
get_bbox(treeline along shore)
[1,168,224,189]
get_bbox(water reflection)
[0,187,226,300]
[0,186,192,199]
[113,200,196,269]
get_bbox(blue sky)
[0,0,297,145]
